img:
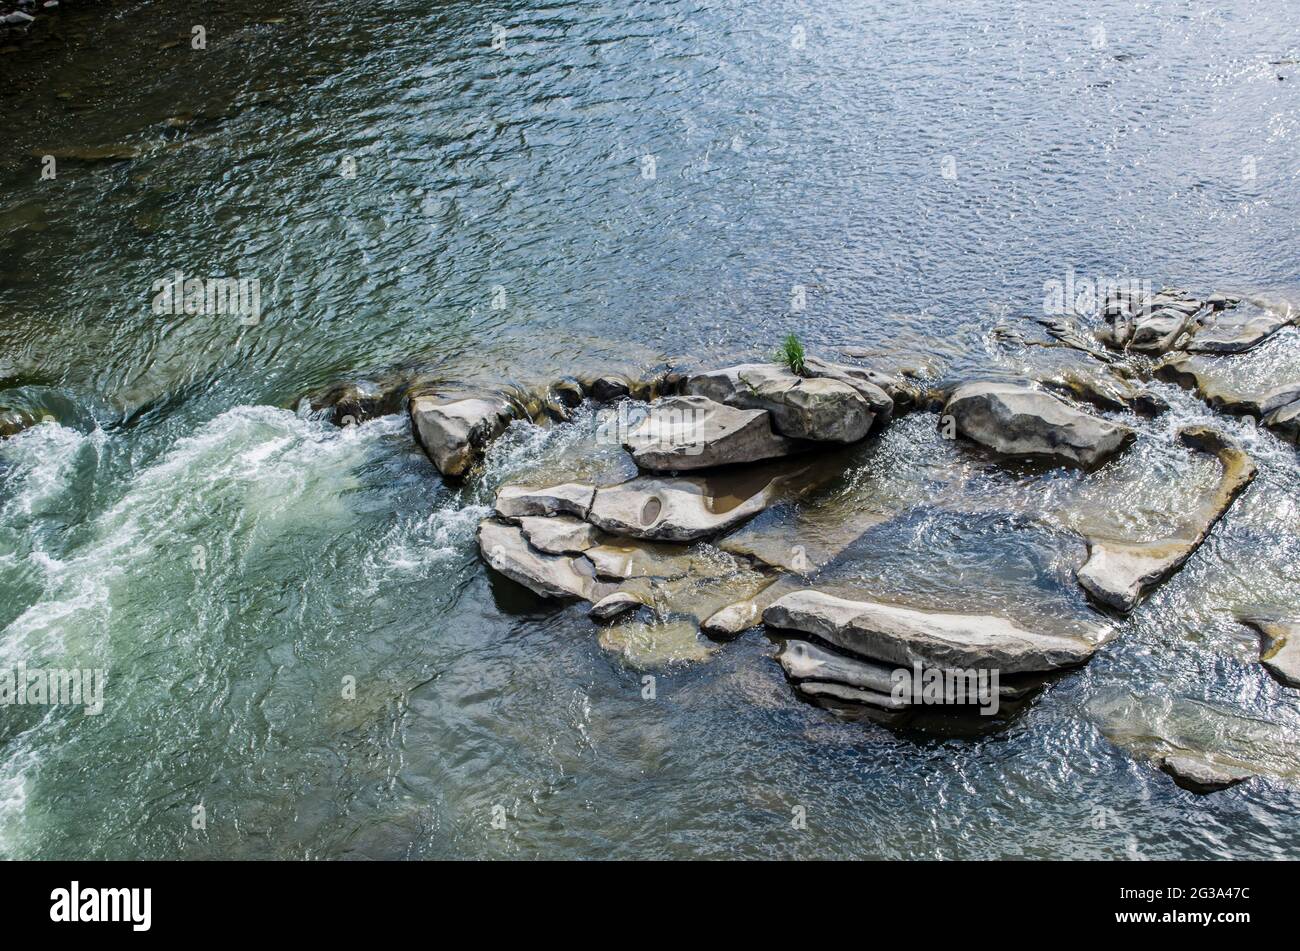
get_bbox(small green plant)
[776,333,807,376]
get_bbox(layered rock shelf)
[291,285,1300,794]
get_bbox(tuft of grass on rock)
[776,333,807,376]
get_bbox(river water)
[1,0,1299,858]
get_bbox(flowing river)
[1,0,1299,858]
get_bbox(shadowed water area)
[1,0,1299,858]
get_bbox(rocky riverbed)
[284,287,1300,796]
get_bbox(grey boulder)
[410,395,516,479]
[517,515,603,555]
[684,363,877,443]
[944,382,1134,469]
[587,469,798,542]
[763,589,1110,674]
[477,519,600,600]
[622,395,798,471]
[1187,299,1295,354]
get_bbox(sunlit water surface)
[1,0,1299,858]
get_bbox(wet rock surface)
[684,363,879,442]
[944,381,1134,469]
[764,589,1109,674]
[622,394,798,471]
[1238,616,1300,688]
[410,394,518,479]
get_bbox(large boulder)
[1238,616,1300,688]
[944,382,1134,469]
[763,589,1110,674]
[410,395,517,479]
[684,363,877,442]
[1077,427,1257,613]
[622,395,798,471]
[586,468,801,542]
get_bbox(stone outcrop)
[1076,427,1257,612]
[1238,616,1300,688]
[684,363,879,443]
[622,395,798,471]
[944,382,1134,469]
[410,394,518,479]
[1155,752,1256,794]
[763,590,1110,674]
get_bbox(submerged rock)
[410,395,516,479]
[684,363,877,442]
[1238,616,1300,688]
[1156,753,1256,793]
[622,395,798,471]
[764,589,1109,674]
[597,617,714,666]
[944,381,1134,469]
[1077,427,1257,613]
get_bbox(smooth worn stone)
[410,394,516,479]
[1187,299,1296,354]
[801,356,896,422]
[495,482,595,520]
[587,467,801,542]
[795,679,907,710]
[1238,616,1300,688]
[517,515,603,555]
[944,381,1134,469]
[623,395,798,471]
[778,638,1032,703]
[684,363,876,442]
[701,575,799,636]
[1156,752,1255,794]
[589,591,648,621]
[1129,307,1197,353]
[477,519,599,600]
[764,589,1108,674]
[1077,427,1257,612]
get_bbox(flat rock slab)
[795,679,906,710]
[764,589,1109,674]
[517,515,603,555]
[944,381,1134,469]
[1187,299,1296,354]
[1239,616,1300,688]
[1156,752,1256,794]
[1077,427,1257,612]
[477,519,601,600]
[583,540,698,580]
[495,482,595,519]
[1264,400,1300,444]
[410,395,517,479]
[623,394,798,471]
[587,466,804,542]
[684,363,876,443]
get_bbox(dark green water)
[1,0,1299,858]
